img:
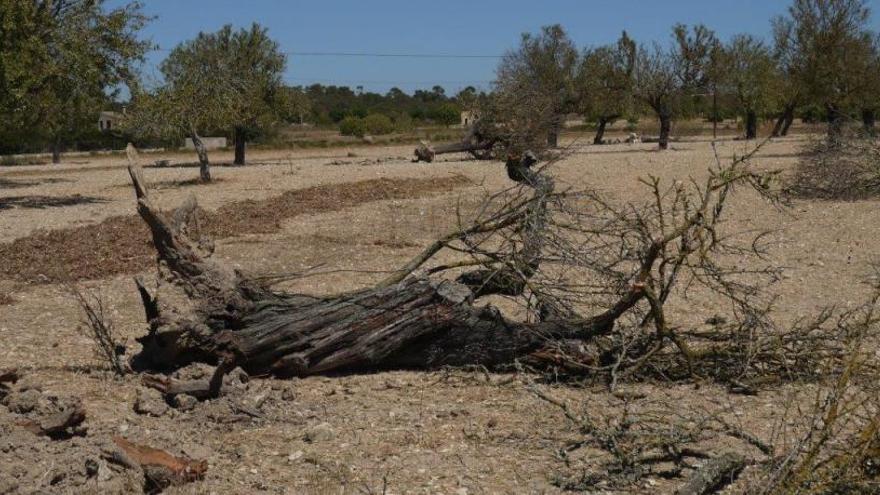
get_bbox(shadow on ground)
[0,194,106,211]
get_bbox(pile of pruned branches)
[788,130,880,200]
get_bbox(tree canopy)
[0,0,150,159]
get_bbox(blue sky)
[123,0,880,95]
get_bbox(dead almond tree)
[121,135,795,394]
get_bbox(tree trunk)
[547,115,562,148]
[862,109,876,136]
[190,130,211,182]
[745,110,758,140]
[826,104,844,139]
[593,118,609,145]
[658,113,672,150]
[125,153,643,376]
[51,140,61,165]
[780,108,795,136]
[233,127,246,166]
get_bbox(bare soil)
[1,135,878,494]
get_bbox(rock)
[133,387,168,417]
[172,394,198,412]
[287,450,304,462]
[3,388,42,414]
[362,135,375,144]
[303,422,335,443]
[281,387,295,401]
[173,363,214,381]
[222,367,249,392]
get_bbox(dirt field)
[1,134,877,494]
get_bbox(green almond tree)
[0,0,150,161]
[576,31,636,144]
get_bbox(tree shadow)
[0,177,74,189]
[0,194,107,211]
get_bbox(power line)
[285,77,492,85]
[150,47,502,59]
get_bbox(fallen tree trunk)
[414,139,495,163]
[414,124,497,163]
[126,149,644,376]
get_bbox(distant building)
[460,110,480,127]
[184,137,227,150]
[98,111,123,131]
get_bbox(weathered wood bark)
[127,152,644,376]
[233,126,246,165]
[658,113,672,150]
[745,110,758,140]
[189,129,211,182]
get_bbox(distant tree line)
[493,0,880,149]
[0,0,878,169]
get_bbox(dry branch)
[110,436,207,491]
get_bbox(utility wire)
[150,47,503,59]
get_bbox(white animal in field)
[626,132,642,144]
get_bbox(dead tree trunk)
[414,124,497,163]
[233,127,246,166]
[189,129,211,182]
[126,152,644,376]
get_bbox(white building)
[184,137,227,150]
[98,111,123,131]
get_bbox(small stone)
[303,422,335,443]
[133,388,168,417]
[4,388,41,414]
[281,387,295,401]
[287,450,304,462]
[172,394,198,412]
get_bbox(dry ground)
[1,135,877,494]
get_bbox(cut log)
[414,139,495,163]
[413,124,497,162]
[675,452,745,495]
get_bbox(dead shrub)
[70,286,128,375]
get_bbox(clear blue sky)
[122,0,880,95]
